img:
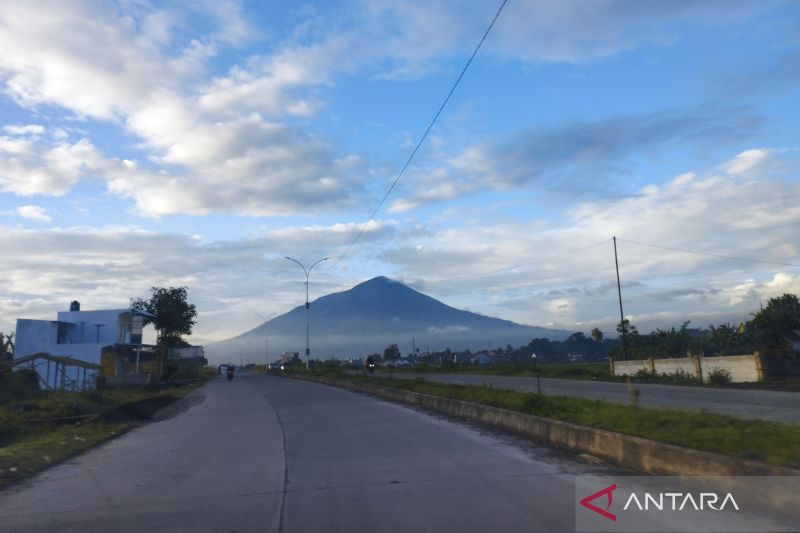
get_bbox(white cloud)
[426,325,471,334]
[0,2,367,216]
[378,148,800,331]
[389,110,762,212]
[16,205,51,222]
[3,124,45,136]
[0,1,776,218]
[721,148,773,176]
[0,220,398,340]
[485,0,766,63]
[0,135,100,195]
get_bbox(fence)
[612,354,763,383]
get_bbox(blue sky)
[1,0,799,344]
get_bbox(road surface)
[382,372,800,424]
[0,373,793,532]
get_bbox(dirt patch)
[100,396,182,422]
[151,394,205,422]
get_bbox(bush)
[0,369,40,405]
[0,410,24,446]
[629,368,701,385]
[658,369,701,385]
[633,368,657,382]
[707,368,732,385]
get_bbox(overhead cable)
[331,0,509,267]
[617,238,800,268]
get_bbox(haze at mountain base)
[206,276,571,364]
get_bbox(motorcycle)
[226,367,234,381]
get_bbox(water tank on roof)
[70,300,80,312]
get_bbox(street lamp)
[285,256,329,369]
[254,312,277,368]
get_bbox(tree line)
[364,293,799,364]
[613,293,799,360]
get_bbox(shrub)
[0,410,24,446]
[707,368,732,385]
[0,369,40,405]
[658,368,701,385]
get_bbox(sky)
[1,0,799,346]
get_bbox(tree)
[0,332,14,378]
[616,319,639,359]
[747,293,800,353]
[131,287,197,347]
[591,328,603,343]
[383,343,401,365]
[0,332,13,363]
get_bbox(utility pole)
[613,236,629,360]
[285,257,329,369]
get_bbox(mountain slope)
[206,276,571,363]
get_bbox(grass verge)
[0,374,212,490]
[399,362,612,380]
[392,362,800,390]
[311,371,800,469]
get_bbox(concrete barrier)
[289,374,799,479]
[700,354,762,382]
[613,354,764,383]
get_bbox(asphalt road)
[0,373,794,532]
[381,373,800,424]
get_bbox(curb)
[287,374,800,478]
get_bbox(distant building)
[14,300,155,390]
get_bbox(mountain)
[205,276,572,363]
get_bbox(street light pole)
[254,312,277,368]
[285,256,329,369]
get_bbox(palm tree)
[0,332,14,362]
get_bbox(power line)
[617,238,800,268]
[436,238,611,283]
[331,0,509,267]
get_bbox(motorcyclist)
[366,355,375,375]
[226,365,235,381]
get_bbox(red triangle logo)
[580,483,617,521]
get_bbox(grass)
[400,362,613,380]
[0,421,134,487]
[392,361,800,390]
[0,371,213,490]
[310,370,800,469]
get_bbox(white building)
[14,301,153,390]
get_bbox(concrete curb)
[288,374,800,478]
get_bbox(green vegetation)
[631,368,702,385]
[615,293,800,360]
[405,361,612,380]
[305,371,800,468]
[707,368,733,385]
[0,422,132,487]
[0,332,13,365]
[131,286,198,347]
[0,378,209,489]
[382,343,400,365]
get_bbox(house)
[14,300,155,390]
